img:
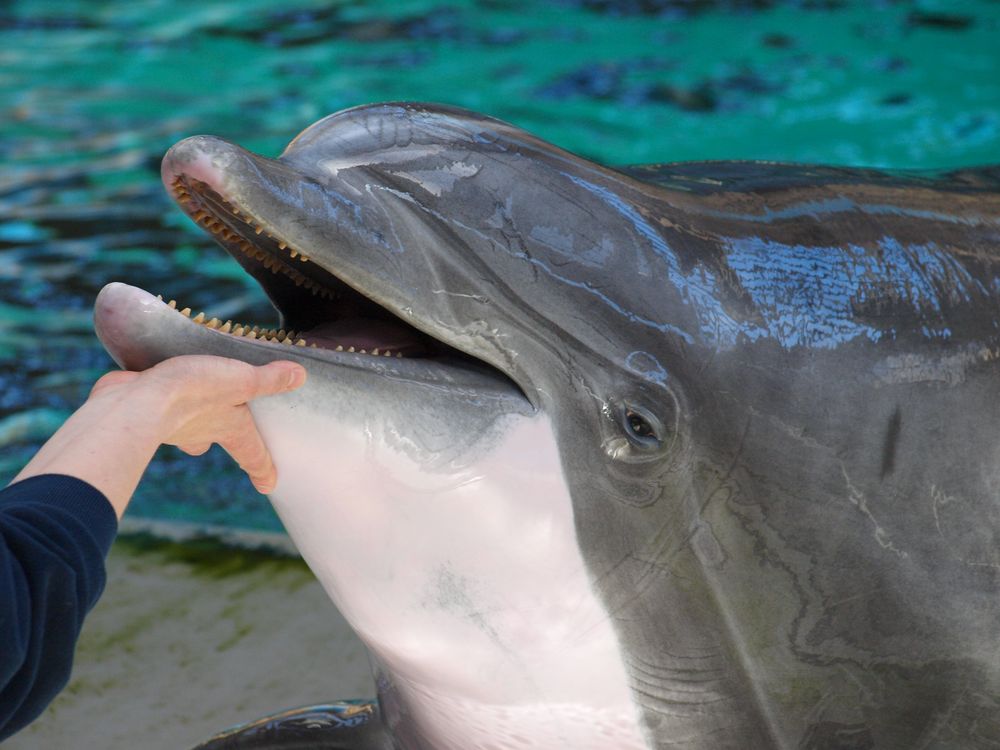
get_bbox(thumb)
[245,361,307,401]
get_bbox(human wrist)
[12,381,167,518]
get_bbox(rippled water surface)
[1,0,998,529]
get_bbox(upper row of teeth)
[171,179,336,301]
[156,295,404,358]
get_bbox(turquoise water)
[1,0,998,530]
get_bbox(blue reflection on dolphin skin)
[625,350,669,385]
[725,236,989,349]
[563,174,759,346]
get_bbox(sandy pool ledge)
[6,523,374,750]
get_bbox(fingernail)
[286,366,305,388]
[275,362,305,388]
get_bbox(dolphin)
[94,102,1000,749]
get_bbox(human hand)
[13,355,307,517]
[90,356,307,493]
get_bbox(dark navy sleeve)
[0,474,117,741]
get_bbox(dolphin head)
[153,103,697,497]
[94,102,721,747]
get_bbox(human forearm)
[12,384,165,519]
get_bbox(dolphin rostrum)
[95,103,1000,749]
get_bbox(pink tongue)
[299,318,427,355]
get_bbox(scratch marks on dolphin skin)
[430,289,490,303]
[625,650,737,732]
[930,485,1000,570]
[563,172,751,344]
[529,225,619,271]
[316,145,447,178]
[401,187,699,344]
[701,196,991,227]
[624,350,669,384]
[840,464,907,558]
[872,345,1000,386]
[425,566,506,651]
[724,235,989,348]
[391,161,482,197]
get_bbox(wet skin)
[96,103,1000,749]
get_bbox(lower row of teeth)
[157,296,403,358]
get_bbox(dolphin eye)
[618,403,663,452]
[626,409,655,439]
[603,399,675,463]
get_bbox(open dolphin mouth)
[95,132,525,402]
[161,173,438,359]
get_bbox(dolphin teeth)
[372,348,380,356]
[347,346,355,353]
[233,325,245,336]
[310,343,317,348]
[156,294,163,300]
[168,300,177,309]
[278,241,288,250]
[396,352,403,358]
[335,345,343,351]
[254,226,263,235]
[276,329,286,341]
[181,307,192,317]
[207,318,220,329]
[193,312,205,323]
[299,255,309,263]
[383,351,392,357]
[295,339,306,347]
[245,330,257,339]
[289,249,298,259]
[281,337,293,346]
[220,321,231,333]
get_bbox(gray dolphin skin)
[94,102,1000,750]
